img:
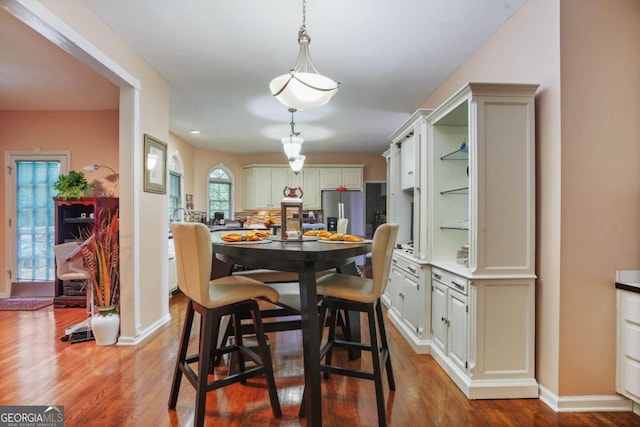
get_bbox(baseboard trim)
[117,313,171,346]
[538,384,634,412]
[387,310,430,354]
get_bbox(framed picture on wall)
[143,134,167,194]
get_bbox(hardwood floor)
[1,293,639,426]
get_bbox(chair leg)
[250,303,282,418]
[169,301,195,409]
[376,300,395,390]
[322,304,339,379]
[367,304,387,427]
[195,308,216,427]
[230,312,246,378]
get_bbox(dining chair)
[168,223,282,426]
[309,223,399,427]
[54,241,94,343]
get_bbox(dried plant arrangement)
[79,210,120,309]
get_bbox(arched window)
[208,165,233,221]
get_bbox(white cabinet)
[384,84,538,400]
[428,83,537,278]
[431,268,468,373]
[617,287,640,408]
[387,109,431,258]
[244,166,299,209]
[244,165,361,210]
[400,133,416,190]
[426,84,538,399]
[301,167,321,210]
[319,167,363,191]
[384,251,430,352]
[168,237,178,294]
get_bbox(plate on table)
[317,238,372,244]
[213,233,272,244]
[270,235,318,242]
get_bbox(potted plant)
[79,211,120,346]
[53,170,94,199]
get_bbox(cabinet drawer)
[432,267,468,295]
[391,254,419,279]
[623,293,640,324]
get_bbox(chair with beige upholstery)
[310,223,399,427]
[54,241,93,342]
[168,223,281,426]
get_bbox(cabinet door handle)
[433,273,441,280]
[408,171,413,175]
[408,266,417,274]
[392,258,398,264]
[399,292,404,299]
[452,280,464,289]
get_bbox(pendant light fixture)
[269,0,339,110]
[282,108,304,159]
[289,155,306,174]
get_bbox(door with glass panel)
[5,153,67,296]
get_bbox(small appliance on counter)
[327,217,338,232]
[213,212,225,225]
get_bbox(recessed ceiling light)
[189,130,200,134]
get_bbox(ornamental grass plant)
[80,211,120,309]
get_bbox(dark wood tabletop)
[212,237,372,427]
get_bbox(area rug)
[0,297,53,311]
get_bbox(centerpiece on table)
[79,211,120,346]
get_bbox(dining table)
[212,235,373,427]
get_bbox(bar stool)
[168,223,282,426]
[311,223,399,427]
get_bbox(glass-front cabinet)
[384,83,539,400]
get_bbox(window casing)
[208,167,232,221]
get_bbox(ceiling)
[1,0,527,155]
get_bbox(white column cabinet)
[384,83,538,400]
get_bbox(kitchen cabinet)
[431,268,468,373]
[53,197,119,308]
[383,83,538,399]
[428,83,537,399]
[319,167,363,191]
[616,283,640,409]
[400,132,416,190]
[301,167,321,210]
[168,237,178,294]
[387,109,431,258]
[383,251,430,352]
[244,165,362,210]
[429,83,537,278]
[244,166,299,209]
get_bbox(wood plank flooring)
[0,292,638,426]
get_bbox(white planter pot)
[91,306,120,346]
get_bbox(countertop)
[615,269,640,294]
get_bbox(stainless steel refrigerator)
[321,190,365,237]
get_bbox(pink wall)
[558,0,640,396]
[0,110,119,296]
